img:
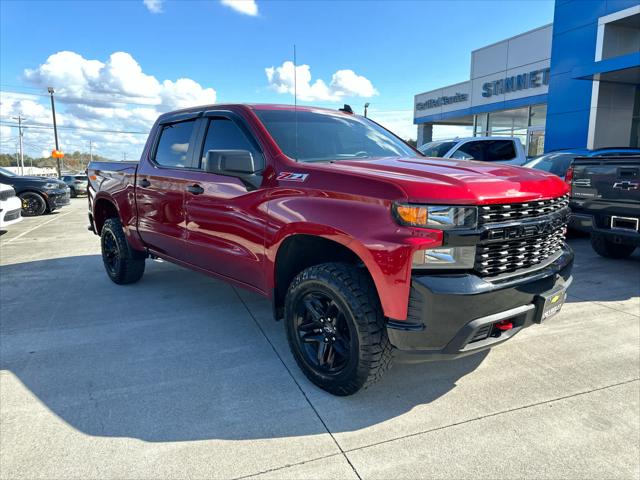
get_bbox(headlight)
[412,246,476,269]
[392,203,477,229]
[43,182,59,189]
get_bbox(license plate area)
[611,216,639,232]
[534,285,567,323]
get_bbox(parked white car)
[419,136,527,166]
[0,183,23,228]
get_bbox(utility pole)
[12,115,26,175]
[89,140,93,162]
[48,87,62,177]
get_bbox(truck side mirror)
[204,150,262,175]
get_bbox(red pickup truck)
[88,104,573,395]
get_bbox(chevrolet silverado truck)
[88,104,573,395]
[568,154,640,258]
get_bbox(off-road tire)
[284,262,393,396]
[101,217,146,284]
[590,233,636,259]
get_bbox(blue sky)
[0,0,555,160]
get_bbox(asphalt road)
[1,199,639,479]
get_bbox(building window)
[529,104,547,126]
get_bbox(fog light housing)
[413,246,476,269]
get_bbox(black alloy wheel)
[102,228,121,276]
[100,217,145,284]
[284,263,393,396]
[293,291,353,374]
[19,192,47,216]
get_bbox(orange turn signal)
[394,204,428,226]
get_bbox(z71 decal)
[277,172,309,182]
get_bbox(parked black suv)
[0,167,70,216]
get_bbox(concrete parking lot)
[1,198,639,479]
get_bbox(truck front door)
[180,113,269,292]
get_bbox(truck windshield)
[254,109,417,163]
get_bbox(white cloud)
[1,50,218,161]
[221,0,258,16]
[143,0,163,13]
[265,61,378,102]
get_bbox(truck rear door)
[135,114,200,260]
[571,156,640,220]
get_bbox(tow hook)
[494,320,513,331]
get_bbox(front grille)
[475,226,565,276]
[0,188,16,201]
[478,194,569,224]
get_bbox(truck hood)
[321,157,569,204]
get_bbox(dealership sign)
[482,67,550,97]
[416,92,468,111]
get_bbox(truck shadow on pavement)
[1,254,488,443]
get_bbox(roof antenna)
[293,44,298,161]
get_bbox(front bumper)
[0,196,23,227]
[387,244,574,361]
[45,188,71,209]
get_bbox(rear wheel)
[19,192,47,216]
[590,233,636,259]
[284,263,392,396]
[101,217,146,284]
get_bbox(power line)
[0,120,148,135]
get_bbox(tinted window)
[74,175,88,180]
[200,118,258,167]
[419,141,456,157]
[254,109,416,162]
[457,140,516,161]
[62,176,71,181]
[154,120,196,168]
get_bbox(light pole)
[48,87,62,177]
[364,102,370,118]
[12,115,26,175]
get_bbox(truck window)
[254,109,416,163]
[154,120,196,168]
[419,141,456,157]
[457,140,516,161]
[200,119,258,167]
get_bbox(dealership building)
[414,0,640,156]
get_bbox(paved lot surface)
[1,199,639,479]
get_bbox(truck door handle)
[186,184,204,195]
[139,178,151,187]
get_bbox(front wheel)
[284,263,392,396]
[19,192,47,216]
[101,217,146,284]
[590,233,636,259]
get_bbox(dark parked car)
[0,167,70,216]
[62,174,89,197]
[525,148,640,180]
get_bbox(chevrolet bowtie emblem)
[613,181,639,190]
